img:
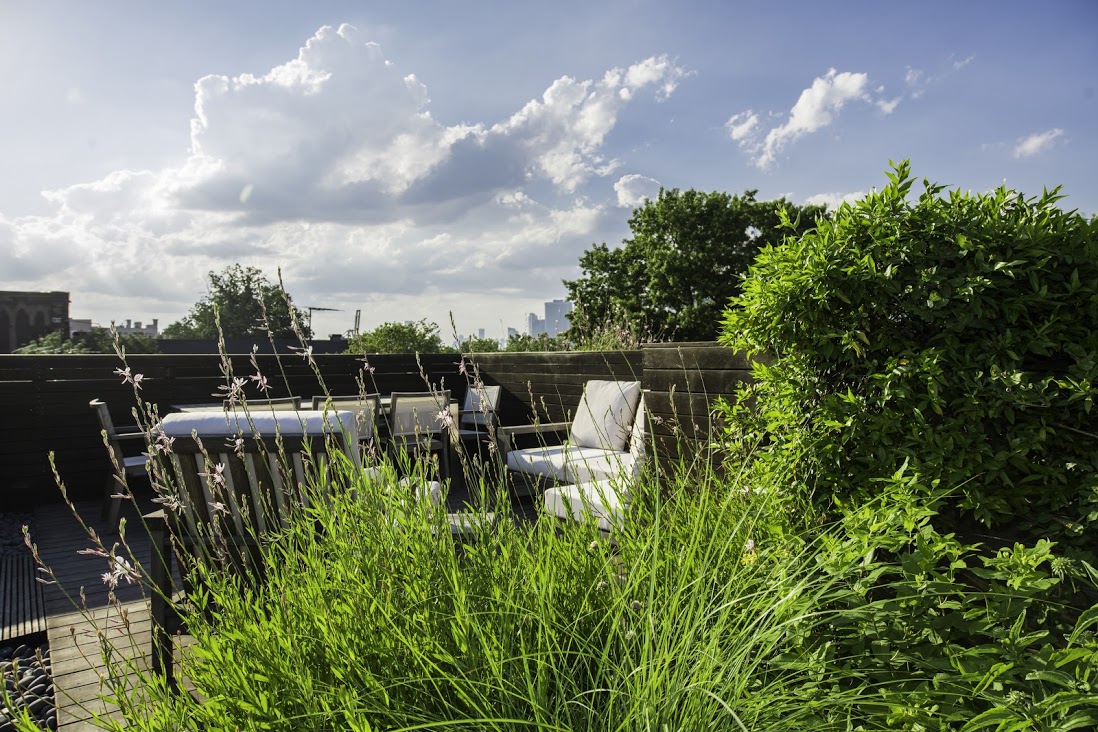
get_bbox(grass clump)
[100,460,890,731]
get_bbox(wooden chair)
[311,394,382,457]
[386,391,452,481]
[454,384,502,453]
[499,381,643,488]
[147,409,360,686]
[89,398,149,529]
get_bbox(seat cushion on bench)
[506,445,633,484]
[545,481,629,533]
[161,409,357,440]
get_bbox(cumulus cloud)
[0,24,683,334]
[728,69,896,169]
[614,174,661,208]
[804,190,867,210]
[1013,128,1065,159]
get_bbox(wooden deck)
[30,497,164,731]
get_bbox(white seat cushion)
[506,444,632,484]
[506,444,571,482]
[569,381,641,452]
[545,481,629,532]
[161,409,358,441]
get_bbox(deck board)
[29,497,166,730]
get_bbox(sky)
[1,1,1095,340]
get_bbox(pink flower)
[101,556,140,589]
[113,367,145,390]
[436,409,454,429]
[200,463,226,487]
[250,371,270,393]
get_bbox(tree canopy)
[14,328,159,354]
[564,188,825,342]
[162,265,310,340]
[503,332,571,352]
[345,319,450,354]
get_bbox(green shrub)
[720,161,1098,550]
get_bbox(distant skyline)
[1,2,1095,339]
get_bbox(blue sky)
[1,1,1094,339]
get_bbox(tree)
[14,328,159,354]
[503,332,571,352]
[162,265,310,340]
[458,335,501,353]
[564,188,825,342]
[345,319,450,354]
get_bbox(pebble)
[1,515,56,730]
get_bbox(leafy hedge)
[717,161,1098,730]
[721,161,1098,551]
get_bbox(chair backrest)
[90,398,119,439]
[569,380,642,452]
[222,396,302,411]
[388,391,450,438]
[460,384,501,428]
[156,410,359,543]
[312,394,381,441]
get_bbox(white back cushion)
[569,380,641,452]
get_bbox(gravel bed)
[0,641,55,731]
[1,512,56,731]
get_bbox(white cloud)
[614,174,661,208]
[804,190,867,209]
[492,55,687,192]
[730,69,894,169]
[905,54,975,98]
[1013,128,1065,159]
[725,110,759,142]
[0,24,680,335]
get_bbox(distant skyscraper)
[543,299,573,337]
[526,312,545,336]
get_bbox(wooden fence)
[1,344,760,507]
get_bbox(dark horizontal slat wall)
[1,344,757,507]
[640,343,762,476]
[0,353,460,507]
[466,351,643,429]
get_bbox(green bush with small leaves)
[721,160,1098,551]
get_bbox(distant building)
[544,299,573,337]
[526,299,573,337]
[116,319,159,337]
[69,319,93,336]
[526,312,545,337]
[70,318,159,338]
[0,290,69,353]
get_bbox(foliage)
[565,188,825,343]
[345,318,450,354]
[720,161,1098,551]
[503,331,572,352]
[816,473,1098,732]
[458,334,501,353]
[35,330,1098,731]
[161,264,310,340]
[13,327,159,354]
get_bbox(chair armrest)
[112,431,148,441]
[498,421,570,437]
[498,421,570,456]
